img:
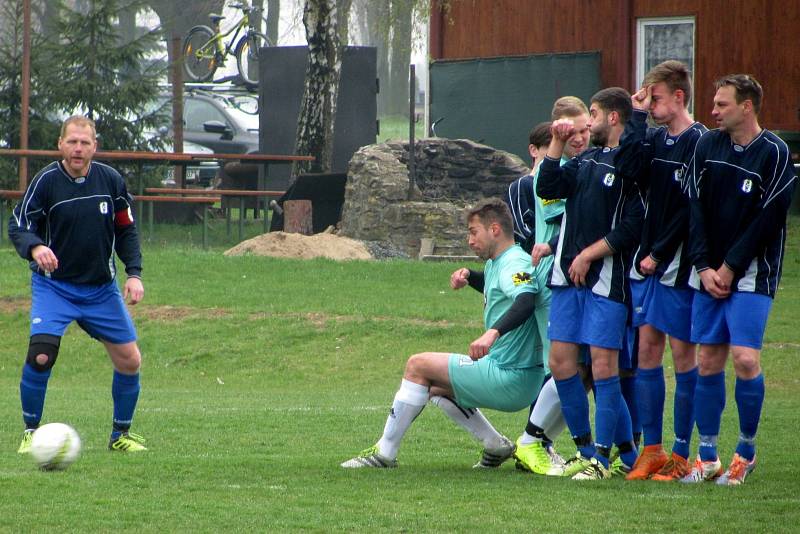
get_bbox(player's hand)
[639,255,658,275]
[124,277,144,305]
[568,252,591,287]
[450,267,470,290]
[717,263,735,291]
[698,269,730,299]
[531,243,553,267]
[31,245,58,273]
[550,118,576,142]
[632,84,652,111]
[469,329,499,360]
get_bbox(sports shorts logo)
[511,271,532,286]
[99,201,108,214]
[741,179,753,193]
[458,355,475,367]
[602,173,615,187]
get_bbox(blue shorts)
[548,287,628,350]
[31,274,137,344]
[619,325,638,370]
[631,276,693,342]
[690,291,772,349]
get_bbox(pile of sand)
[223,231,373,260]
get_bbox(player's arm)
[537,120,580,200]
[722,149,797,281]
[8,176,55,271]
[450,267,484,292]
[112,179,144,304]
[470,268,537,359]
[615,108,656,191]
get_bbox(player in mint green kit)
[342,199,545,469]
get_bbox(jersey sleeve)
[111,172,143,278]
[605,185,645,253]
[724,142,797,274]
[8,174,48,260]
[497,256,538,299]
[536,155,579,200]
[616,110,657,192]
[687,133,713,272]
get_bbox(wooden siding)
[431,0,800,130]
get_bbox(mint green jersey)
[531,156,568,285]
[483,244,539,368]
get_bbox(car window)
[185,98,229,131]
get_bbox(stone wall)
[339,138,528,257]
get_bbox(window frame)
[636,16,696,113]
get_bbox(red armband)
[114,207,134,227]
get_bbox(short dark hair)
[644,60,692,108]
[528,121,552,148]
[466,198,513,237]
[551,96,589,120]
[591,87,632,124]
[715,74,763,114]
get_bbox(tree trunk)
[291,0,341,180]
[266,0,280,45]
[336,0,352,45]
[385,0,413,117]
[363,0,389,116]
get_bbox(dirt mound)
[224,231,373,260]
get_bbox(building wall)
[431,0,800,130]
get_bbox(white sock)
[430,395,506,449]
[520,377,566,445]
[376,379,429,460]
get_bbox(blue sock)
[554,373,594,459]
[20,364,51,429]
[614,391,638,468]
[620,373,641,441]
[672,367,697,459]
[635,366,665,447]
[593,376,621,469]
[695,371,725,461]
[112,371,141,439]
[734,374,764,461]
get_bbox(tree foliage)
[43,0,166,151]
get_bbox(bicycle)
[182,1,271,86]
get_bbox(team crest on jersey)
[673,168,683,182]
[512,271,532,286]
[99,201,108,214]
[602,173,616,187]
[742,179,753,193]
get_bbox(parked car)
[160,139,221,187]
[157,89,260,155]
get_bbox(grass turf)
[0,221,798,531]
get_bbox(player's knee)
[731,349,760,377]
[26,334,61,372]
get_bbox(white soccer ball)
[30,423,82,471]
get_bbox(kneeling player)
[341,199,546,468]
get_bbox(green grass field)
[0,222,799,531]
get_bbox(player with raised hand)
[616,61,708,481]
[683,75,796,485]
[341,199,546,469]
[536,88,644,480]
[10,116,147,454]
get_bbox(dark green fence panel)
[430,52,601,164]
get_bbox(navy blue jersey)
[687,129,796,297]
[504,173,536,252]
[617,110,707,288]
[9,160,142,285]
[537,147,645,303]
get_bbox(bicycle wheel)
[182,25,218,82]
[235,31,270,86]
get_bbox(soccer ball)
[30,423,82,471]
